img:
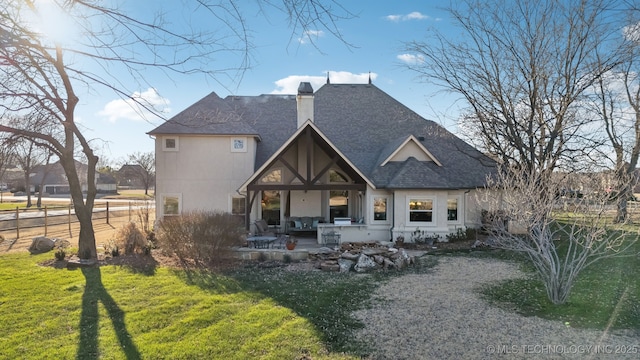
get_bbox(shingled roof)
[148,83,495,189]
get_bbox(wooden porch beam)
[248,183,366,191]
[311,155,339,184]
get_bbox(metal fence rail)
[0,202,154,239]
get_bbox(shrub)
[54,249,66,261]
[446,228,468,242]
[114,222,147,255]
[155,210,245,266]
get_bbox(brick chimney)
[297,82,314,128]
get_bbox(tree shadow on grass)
[77,267,141,360]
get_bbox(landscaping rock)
[354,254,379,273]
[28,236,55,254]
[340,251,360,261]
[320,262,340,272]
[338,258,354,272]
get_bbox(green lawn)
[0,252,419,360]
[472,239,640,330]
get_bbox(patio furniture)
[286,216,324,234]
[254,219,276,236]
[246,236,277,249]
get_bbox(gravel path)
[354,256,639,359]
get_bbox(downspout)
[389,192,395,242]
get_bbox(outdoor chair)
[254,219,276,237]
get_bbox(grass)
[468,239,640,330]
[0,252,431,359]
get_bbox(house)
[117,164,149,189]
[148,81,496,243]
[30,160,117,195]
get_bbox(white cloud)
[406,11,429,20]
[98,88,171,123]
[623,22,640,43]
[397,53,425,64]
[386,14,402,22]
[385,11,430,22]
[298,29,325,44]
[271,71,379,94]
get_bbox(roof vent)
[418,136,425,141]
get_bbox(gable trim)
[238,120,375,192]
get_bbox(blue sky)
[73,1,464,164]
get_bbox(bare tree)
[591,19,640,222]
[404,0,624,176]
[13,137,50,207]
[0,135,15,203]
[123,152,155,196]
[0,0,353,259]
[35,148,54,208]
[481,166,637,304]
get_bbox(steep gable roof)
[148,83,495,189]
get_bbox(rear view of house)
[148,81,495,243]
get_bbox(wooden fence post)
[15,207,19,239]
[106,201,110,224]
[44,205,48,236]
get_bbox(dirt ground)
[0,214,150,254]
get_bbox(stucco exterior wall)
[391,189,483,241]
[155,135,256,217]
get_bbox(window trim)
[163,137,179,152]
[372,195,390,223]
[407,197,435,225]
[162,193,182,216]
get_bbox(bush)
[155,211,245,266]
[446,228,468,242]
[114,222,147,255]
[54,249,66,261]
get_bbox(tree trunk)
[60,155,98,260]
[75,205,97,259]
[24,172,32,208]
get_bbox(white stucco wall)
[391,189,483,241]
[155,135,256,217]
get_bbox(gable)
[381,136,442,166]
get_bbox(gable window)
[231,137,247,152]
[373,197,388,221]
[163,137,179,151]
[260,169,282,184]
[409,198,433,223]
[447,198,459,222]
[162,194,181,216]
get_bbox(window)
[231,137,247,152]
[163,137,179,151]
[260,169,282,183]
[373,197,388,221]
[447,198,459,221]
[162,194,181,216]
[232,197,246,215]
[409,199,433,222]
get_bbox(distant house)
[117,164,146,188]
[148,81,496,243]
[30,160,117,195]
